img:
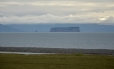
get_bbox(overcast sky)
[0,0,114,25]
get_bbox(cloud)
[0,14,102,24]
[0,0,114,24]
[99,16,114,24]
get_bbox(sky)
[0,0,114,25]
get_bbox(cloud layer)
[0,0,114,24]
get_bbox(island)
[50,27,80,32]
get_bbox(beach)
[0,47,114,55]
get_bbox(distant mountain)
[8,24,114,32]
[0,24,22,32]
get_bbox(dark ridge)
[0,24,22,32]
[0,47,114,55]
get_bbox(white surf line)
[0,51,56,55]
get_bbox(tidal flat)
[0,53,114,69]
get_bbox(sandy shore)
[0,47,114,55]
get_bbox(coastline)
[0,51,56,55]
[0,47,114,55]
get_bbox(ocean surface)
[0,33,114,49]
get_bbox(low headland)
[0,47,114,69]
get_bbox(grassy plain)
[0,53,114,69]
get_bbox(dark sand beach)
[0,47,114,55]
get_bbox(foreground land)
[0,53,114,69]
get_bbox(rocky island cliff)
[50,27,80,32]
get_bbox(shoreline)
[0,51,56,55]
[0,47,114,55]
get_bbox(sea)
[0,32,114,49]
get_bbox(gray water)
[0,33,114,49]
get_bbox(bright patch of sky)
[0,0,114,25]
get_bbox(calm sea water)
[0,33,114,49]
